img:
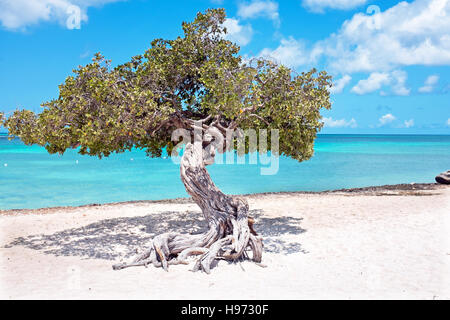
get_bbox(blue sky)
[0,0,449,134]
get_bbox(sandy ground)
[1,184,449,300]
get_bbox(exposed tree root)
[112,142,264,273]
[112,217,263,273]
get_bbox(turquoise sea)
[1,133,449,210]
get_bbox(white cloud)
[322,117,357,128]
[259,37,309,68]
[330,75,352,94]
[390,70,410,96]
[404,119,415,128]
[351,72,390,95]
[237,0,280,27]
[351,70,410,95]
[302,0,368,13]
[418,74,440,93]
[315,0,450,73]
[222,18,253,46]
[378,113,396,126]
[0,0,121,30]
[258,0,449,96]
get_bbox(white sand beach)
[1,184,449,300]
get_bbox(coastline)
[3,133,450,210]
[0,182,446,215]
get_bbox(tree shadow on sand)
[4,209,307,260]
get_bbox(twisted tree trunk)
[113,142,263,273]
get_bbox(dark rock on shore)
[435,171,450,184]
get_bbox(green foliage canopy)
[1,9,332,161]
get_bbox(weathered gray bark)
[112,142,263,273]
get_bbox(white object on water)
[3,163,7,167]
[130,158,134,161]
[75,160,79,164]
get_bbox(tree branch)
[248,113,270,126]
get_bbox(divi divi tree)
[1,9,331,273]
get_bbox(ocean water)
[1,133,449,210]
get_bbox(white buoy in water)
[3,163,7,167]
[130,158,134,161]
[76,160,79,164]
